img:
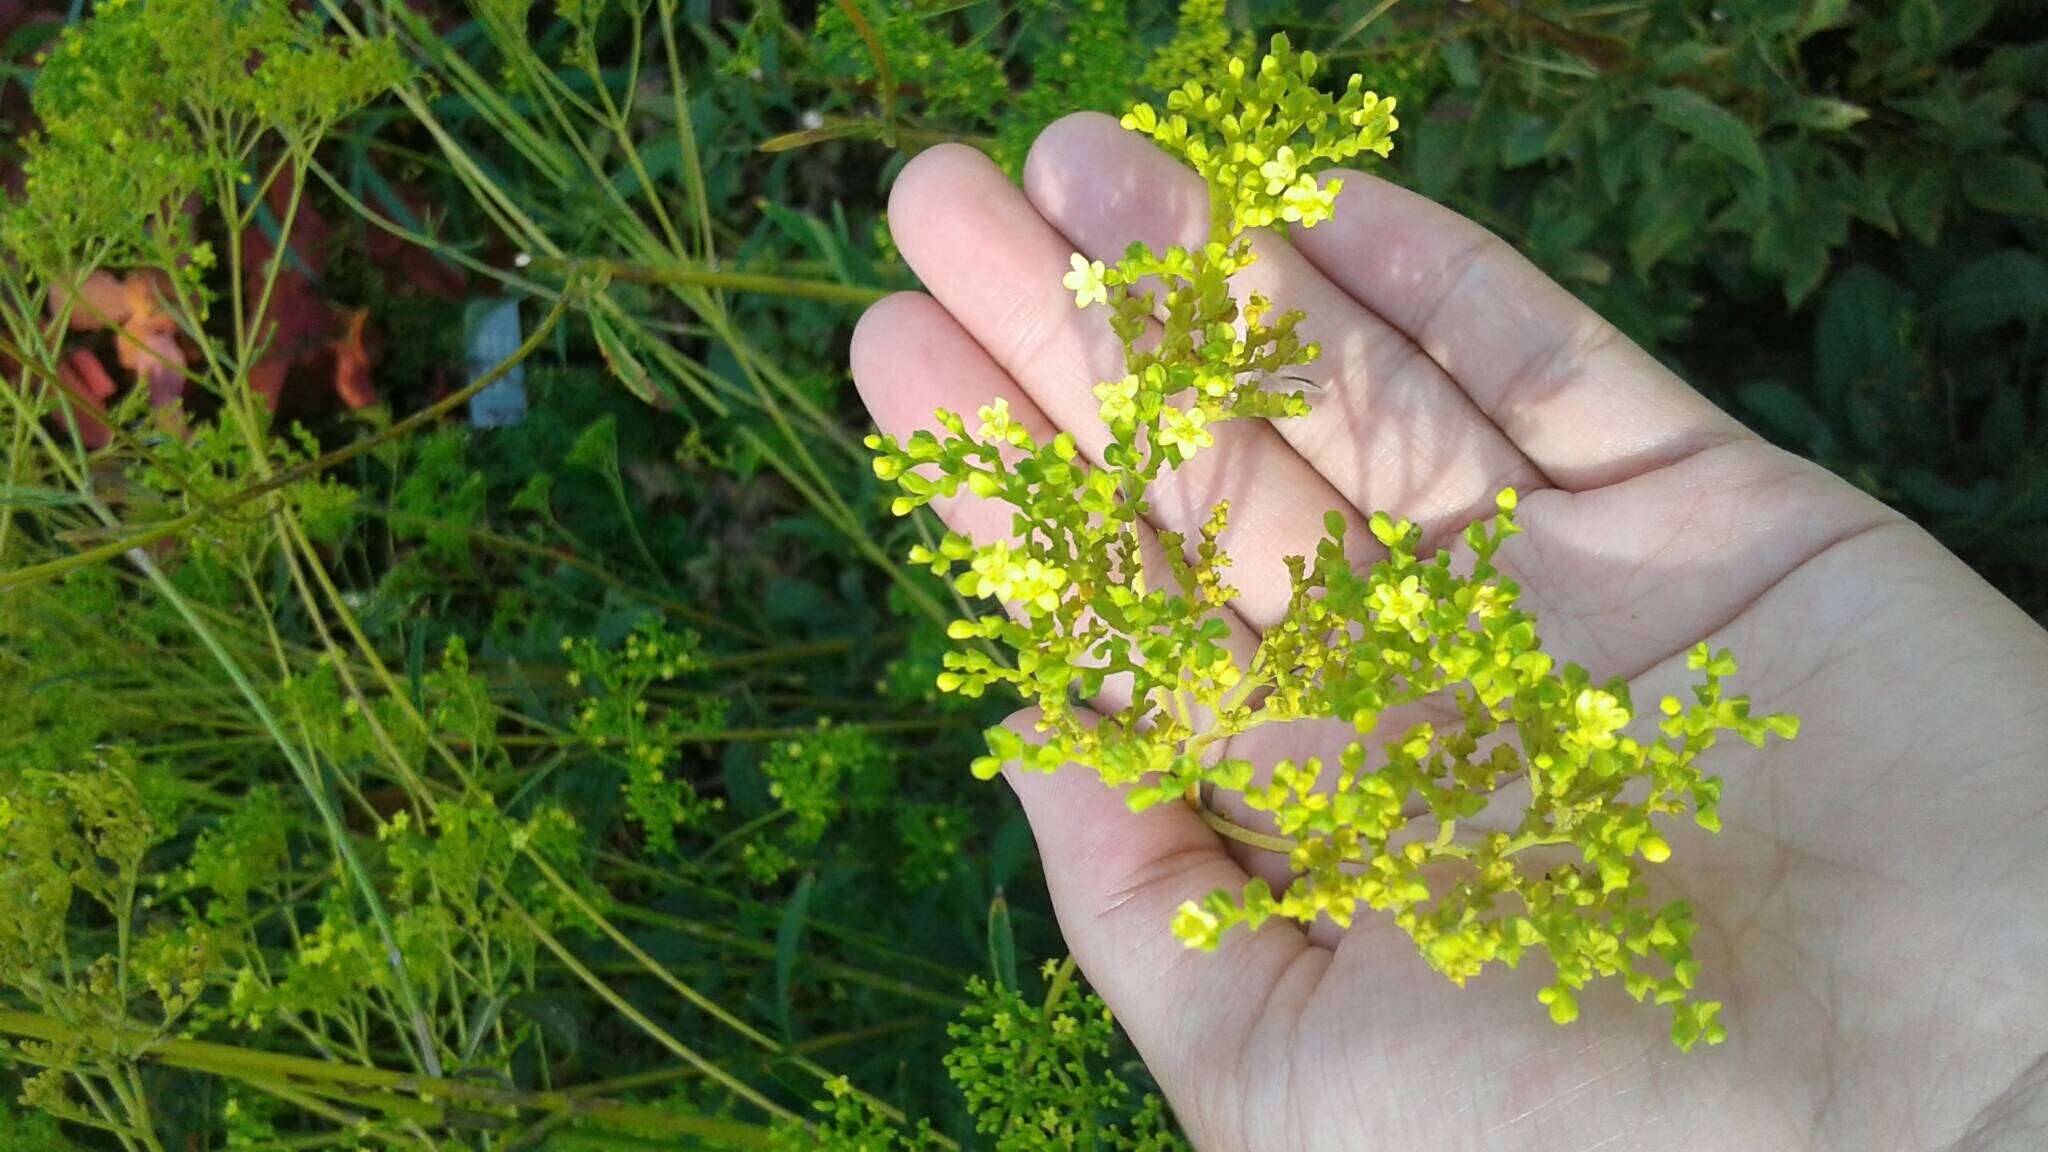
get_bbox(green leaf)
[1961,156,2048,219]
[566,414,620,474]
[1647,87,1765,176]
[1842,171,1897,236]
[775,872,816,1038]
[0,485,89,509]
[1782,96,1869,132]
[1813,265,1915,422]
[1438,37,1480,89]
[588,310,660,404]
[1898,0,1995,62]
[508,993,583,1061]
[1738,381,1834,453]
[406,625,429,717]
[1982,386,2025,462]
[1892,161,1952,245]
[1628,175,1706,277]
[1795,0,1853,40]
[1752,194,1849,307]
[510,472,556,515]
[986,891,1019,993]
[1500,112,1554,168]
[1935,251,2048,336]
[989,812,1034,891]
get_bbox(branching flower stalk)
[868,37,1798,1050]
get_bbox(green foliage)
[991,0,1141,170]
[0,754,194,1134]
[782,963,1182,1150]
[870,38,1795,1050]
[6,0,404,274]
[813,0,1009,127]
[1140,0,1249,95]
[139,418,361,571]
[391,428,489,566]
[563,619,728,851]
[762,720,890,845]
[0,1098,80,1152]
[1388,0,2042,311]
[893,800,972,890]
[0,0,2035,1146]
[799,0,1238,171]
[778,1073,945,1150]
[943,965,1184,1151]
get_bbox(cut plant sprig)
[867,35,1798,1050]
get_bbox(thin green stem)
[528,256,891,305]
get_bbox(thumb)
[998,707,1320,1129]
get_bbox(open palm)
[851,113,2048,1151]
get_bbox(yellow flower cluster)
[867,37,1796,1050]
[1122,34,1397,232]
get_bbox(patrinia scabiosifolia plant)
[867,37,1800,1052]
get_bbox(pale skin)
[850,112,2048,1151]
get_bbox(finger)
[855,292,1299,890]
[1289,170,1753,490]
[852,292,1033,553]
[998,705,1322,1124]
[1023,112,1543,547]
[850,291,1264,715]
[887,143,1361,629]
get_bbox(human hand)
[851,112,2048,1151]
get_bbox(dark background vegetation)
[0,0,2042,1147]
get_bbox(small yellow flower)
[976,398,1014,440]
[1279,174,1339,225]
[965,541,1069,612]
[1093,374,1140,424]
[1571,688,1631,751]
[1061,252,1109,308]
[1367,574,1429,633]
[1157,405,1213,461]
[1171,900,1225,950]
[1258,145,1300,194]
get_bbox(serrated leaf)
[1647,87,1765,176]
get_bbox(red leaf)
[54,270,132,332]
[330,309,378,409]
[54,349,117,450]
[107,272,188,429]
